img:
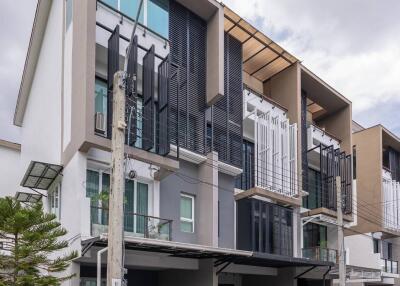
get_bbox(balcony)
[381,259,398,274]
[307,124,340,151]
[302,247,338,264]
[240,88,299,205]
[382,169,400,231]
[91,206,172,241]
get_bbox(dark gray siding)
[160,160,199,244]
[218,172,235,249]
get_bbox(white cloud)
[224,0,400,134]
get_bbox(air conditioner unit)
[95,112,106,135]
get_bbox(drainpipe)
[97,247,108,285]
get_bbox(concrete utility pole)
[107,71,126,286]
[336,176,346,286]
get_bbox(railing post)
[169,220,172,241]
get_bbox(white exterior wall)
[345,233,380,269]
[0,146,21,196]
[19,0,63,176]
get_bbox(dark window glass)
[373,238,380,254]
[353,145,357,179]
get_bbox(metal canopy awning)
[223,6,298,82]
[15,191,43,203]
[82,236,333,269]
[20,161,63,190]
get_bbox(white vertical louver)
[250,91,298,198]
[382,170,400,230]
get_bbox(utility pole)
[107,71,126,286]
[336,176,346,286]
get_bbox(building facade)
[6,0,396,286]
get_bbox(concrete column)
[206,6,224,106]
[198,151,219,247]
[293,207,302,257]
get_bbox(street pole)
[107,71,126,286]
[336,176,346,286]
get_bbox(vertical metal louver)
[213,33,243,168]
[157,56,170,156]
[301,92,308,191]
[235,140,254,190]
[107,25,120,139]
[142,45,155,151]
[169,1,206,154]
[319,144,353,214]
[125,35,138,146]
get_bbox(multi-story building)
[342,122,400,285]
[0,0,361,285]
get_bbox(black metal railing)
[381,259,398,274]
[90,206,172,241]
[302,247,338,264]
[303,144,353,214]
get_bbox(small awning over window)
[20,161,63,190]
[223,6,298,82]
[15,191,43,203]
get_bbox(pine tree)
[0,196,78,285]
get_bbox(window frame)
[180,193,195,233]
[48,183,61,220]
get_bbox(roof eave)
[14,0,52,127]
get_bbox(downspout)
[97,247,108,285]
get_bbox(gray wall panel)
[160,160,199,244]
[218,172,235,249]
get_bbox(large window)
[86,169,149,234]
[102,0,169,39]
[180,194,194,233]
[303,168,321,210]
[303,223,327,249]
[95,78,108,135]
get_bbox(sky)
[0,0,399,143]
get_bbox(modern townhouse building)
[0,0,361,285]
[342,122,400,285]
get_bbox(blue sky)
[0,0,399,143]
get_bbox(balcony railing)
[380,259,398,274]
[302,247,338,264]
[382,169,400,231]
[243,88,298,198]
[307,124,340,150]
[90,206,172,241]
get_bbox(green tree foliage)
[0,197,78,285]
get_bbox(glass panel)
[101,173,110,224]
[148,0,169,38]
[180,196,192,219]
[180,221,193,232]
[103,0,118,9]
[66,0,73,31]
[136,182,148,234]
[120,0,144,23]
[124,179,135,232]
[135,98,143,149]
[86,170,99,224]
[95,79,108,116]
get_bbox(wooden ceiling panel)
[243,48,278,74]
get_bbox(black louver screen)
[142,45,155,151]
[125,35,138,146]
[301,92,308,192]
[213,33,243,168]
[169,1,206,155]
[320,145,353,214]
[107,25,120,139]
[235,140,254,190]
[157,56,170,156]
